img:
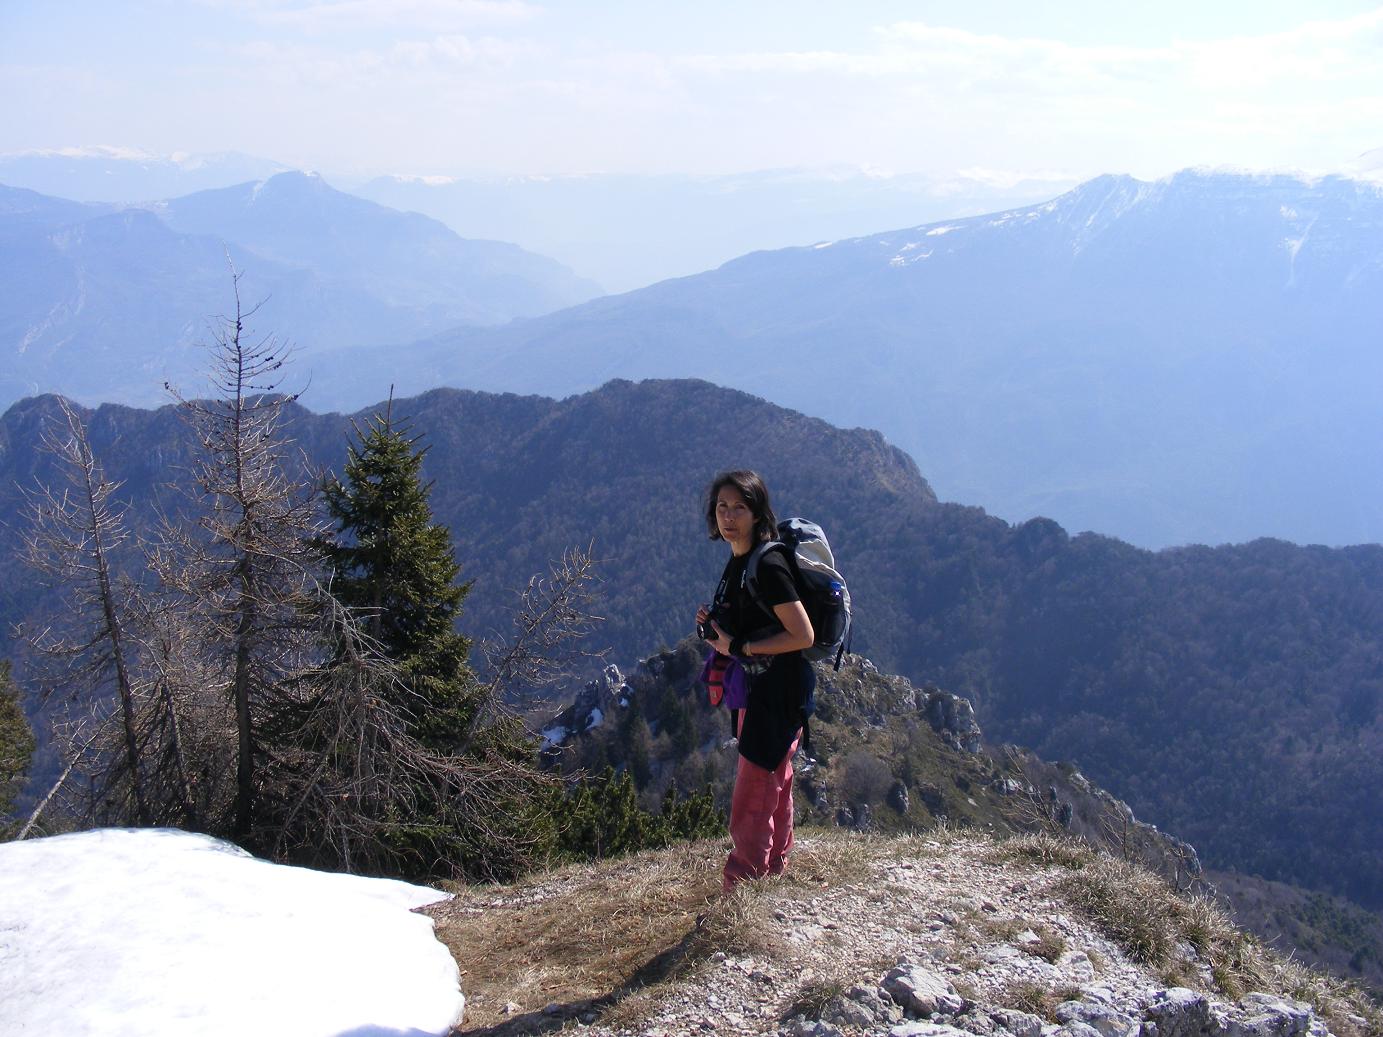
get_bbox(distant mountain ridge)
[310,169,1383,549]
[1,379,1380,912]
[355,167,1080,290]
[0,147,293,203]
[0,148,1085,292]
[150,172,601,321]
[0,183,106,232]
[0,173,601,408]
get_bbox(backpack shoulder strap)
[742,540,787,613]
[711,563,733,611]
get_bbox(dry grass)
[1051,853,1383,1037]
[426,839,725,1032]
[989,831,1097,872]
[783,972,852,1023]
[595,880,778,1033]
[1026,925,1068,964]
[1271,961,1383,1037]
[973,915,1067,964]
[889,823,979,856]
[999,981,1083,1020]
[1054,855,1182,965]
[425,831,888,1034]
[781,826,892,889]
[687,880,776,958]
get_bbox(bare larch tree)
[21,396,151,823]
[158,277,322,840]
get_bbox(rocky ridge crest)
[428,829,1375,1037]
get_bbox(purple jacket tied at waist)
[699,651,750,710]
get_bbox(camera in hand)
[698,607,727,641]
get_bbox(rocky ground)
[426,829,1379,1037]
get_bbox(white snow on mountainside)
[847,168,1383,270]
[0,828,465,1037]
[1344,146,1383,179]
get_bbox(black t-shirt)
[714,546,813,770]
[716,548,799,642]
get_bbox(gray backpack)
[745,517,853,670]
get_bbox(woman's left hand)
[708,619,733,656]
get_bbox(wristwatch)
[730,636,746,657]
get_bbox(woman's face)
[715,485,756,553]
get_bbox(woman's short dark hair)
[705,470,779,542]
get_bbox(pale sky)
[3,0,1382,181]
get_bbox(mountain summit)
[155,171,601,320]
[0,174,601,408]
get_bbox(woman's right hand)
[695,603,710,627]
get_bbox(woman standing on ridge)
[696,470,815,892]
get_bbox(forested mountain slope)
[0,379,1379,910]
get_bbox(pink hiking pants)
[723,734,800,893]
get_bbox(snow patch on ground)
[0,828,464,1037]
[542,724,570,748]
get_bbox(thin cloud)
[952,167,1084,190]
[234,32,532,84]
[15,5,1379,178]
[211,0,537,32]
[651,9,1383,174]
[685,11,1383,96]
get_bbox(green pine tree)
[558,767,653,860]
[320,411,475,750]
[0,662,35,829]
[319,409,556,879]
[616,706,653,789]
[660,781,722,842]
